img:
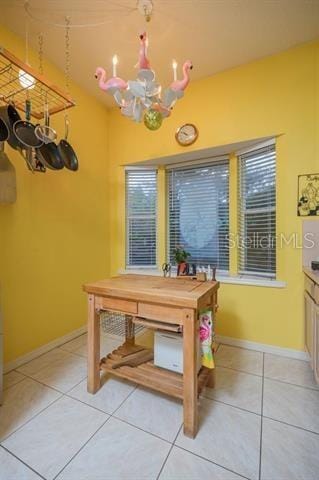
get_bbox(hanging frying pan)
[36,141,64,170]
[0,104,23,149]
[13,99,43,149]
[58,115,78,171]
[0,118,9,142]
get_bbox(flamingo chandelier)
[95,32,193,130]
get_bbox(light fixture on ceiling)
[95,0,193,130]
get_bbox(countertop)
[83,274,219,308]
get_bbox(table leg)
[125,316,135,346]
[87,294,100,394]
[183,309,198,438]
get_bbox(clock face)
[175,123,198,146]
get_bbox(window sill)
[118,269,287,289]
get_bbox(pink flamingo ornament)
[95,67,128,95]
[170,60,193,92]
[137,32,151,70]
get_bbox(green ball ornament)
[143,109,163,130]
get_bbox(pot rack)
[0,46,75,120]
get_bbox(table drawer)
[138,302,183,325]
[98,297,137,314]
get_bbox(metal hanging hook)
[38,32,44,76]
[64,16,71,96]
[137,0,153,22]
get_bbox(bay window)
[125,168,157,268]
[238,143,276,278]
[166,159,230,271]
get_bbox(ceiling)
[1,0,319,108]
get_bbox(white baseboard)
[216,335,309,361]
[4,326,87,373]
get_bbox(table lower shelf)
[100,343,212,400]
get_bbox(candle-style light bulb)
[172,60,177,81]
[112,55,118,77]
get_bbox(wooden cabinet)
[314,304,319,384]
[304,291,315,369]
[304,270,319,383]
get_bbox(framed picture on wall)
[298,173,319,216]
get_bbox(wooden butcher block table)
[83,274,219,438]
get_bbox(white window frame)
[125,167,158,269]
[166,157,230,273]
[237,139,276,279]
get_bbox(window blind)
[167,160,229,271]
[238,144,276,278]
[125,169,157,267]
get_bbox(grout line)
[56,383,174,480]
[201,395,262,418]
[56,333,87,350]
[3,377,135,479]
[214,363,263,378]
[0,445,46,480]
[58,348,87,359]
[263,375,319,392]
[64,391,116,416]
[4,340,318,480]
[218,342,266,355]
[52,411,111,480]
[16,350,86,381]
[15,370,85,396]
[259,352,265,480]
[262,415,319,436]
[112,415,173,445]
[3,371,27,390]
[174,444,250,480]
[156,423,183,479]
[63,373,91,395]
[215,363,319,393]
[110,383,139,417]
[10,335,86,373]
[0,393,63,444]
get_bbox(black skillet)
[13,99,43,149]
[0,104,23,149]
[58,116,78,171]
[0,117,9,142]
[36,141,64,170]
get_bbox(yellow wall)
[108,40,319,351]
[1,22,319,363]
[0,25,109,363]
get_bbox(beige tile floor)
[1,337,319,480]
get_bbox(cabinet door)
[304,291,314,369]
[314,304,319,384]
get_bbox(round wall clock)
[175,123,198,146]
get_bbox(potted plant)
[173,246,191,276]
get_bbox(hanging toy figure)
[199,309,215,369]
[95,67,128,95]
[137,32,151,70]
[169,60,193,92]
